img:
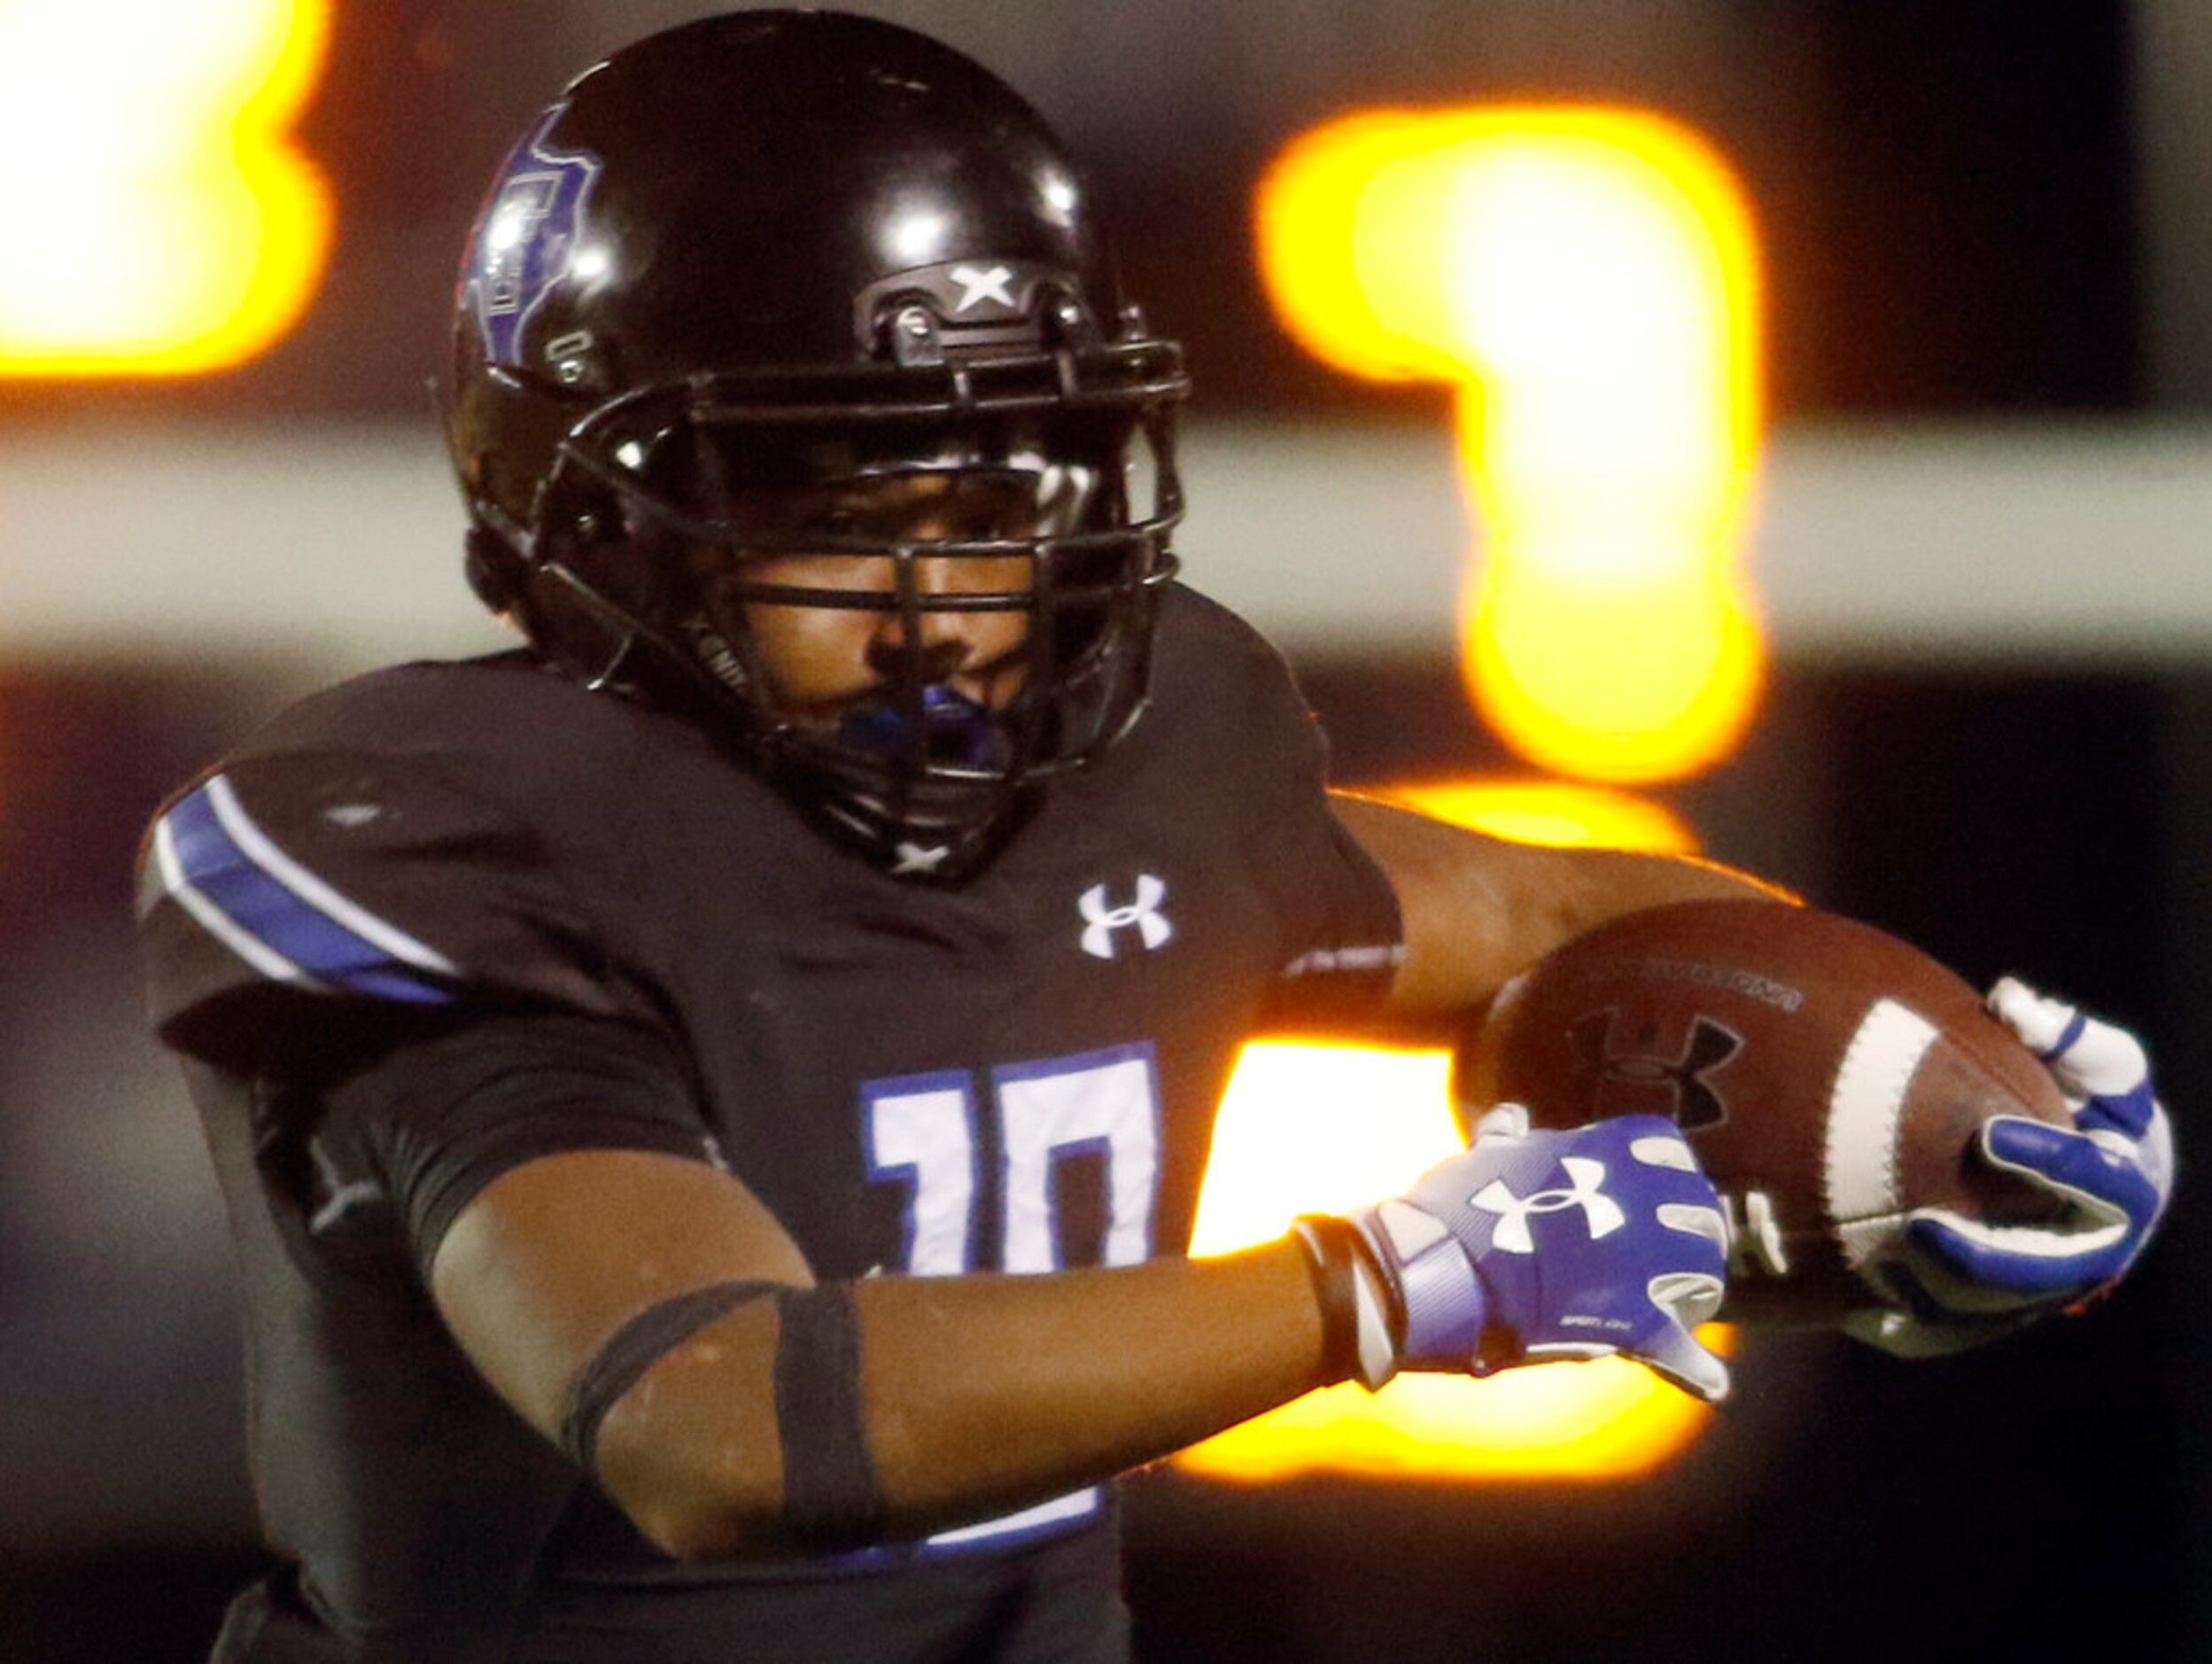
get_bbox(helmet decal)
[465,105,602,369]
[852,258,1084,357]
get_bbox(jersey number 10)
[858,1041,1164,1551]
[862,1040,1162,1277]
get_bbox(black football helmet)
[446,11,1188,877]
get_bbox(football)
[1454,899,2075,1326]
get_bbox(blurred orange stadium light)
[0,0,331,376]
[1256,106,1768,784]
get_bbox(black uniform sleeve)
[137,749,640,1079]
[1163,590,1405,1023]
[1246,698,1406,1025]
[311,1012,725,1286]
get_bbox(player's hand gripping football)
[1300,1106,1733,1402]
[1850,977,2176,1357]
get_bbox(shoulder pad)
[1141,586,1329,781]
[140,749,623,1073]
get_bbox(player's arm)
[1327,791,1794,1025]
[431,1147,1324,1561]
[431,1109,1728,1565]
[1323,797,2176,1350]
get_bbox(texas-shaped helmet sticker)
[465,104,602,368]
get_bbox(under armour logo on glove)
[1078,875,1172,960]
[1329,1105,1733,1403]
[1471,1158,1627,1254]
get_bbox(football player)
[136,13,2172,1662]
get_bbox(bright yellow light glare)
[1257,112,1457,385]
[1256,107,1766,784]
[0,0,331,375]
[1378,778,1699,854]
[1467,564,1766,782]
[1178,778,1721,1484]
[1187,1042,1460,1254]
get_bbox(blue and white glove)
[1296,1105,1733,1403]
[1847,977,2176,1357]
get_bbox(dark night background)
[1,2,2203,1659]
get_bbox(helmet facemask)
[520,362,1185,876]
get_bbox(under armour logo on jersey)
[1472,1157,1626,1255]
[1079,875,1172,960]
[951,263,1017,313]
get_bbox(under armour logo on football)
[951,263,1017,313]
[1079,875,1172,960]
[1471,1157,1626,1255]
[1572,1010,1742,1131]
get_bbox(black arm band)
[559,1279,782,1473]
[772,1281,889,1554]
[1292,1215,1368,1388]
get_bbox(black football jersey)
[139,586,1402,1662]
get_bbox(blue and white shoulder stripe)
[149,774,458,1006]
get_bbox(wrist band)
[1292,1216,1363,1387]
[1293,1215,1401,1390]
